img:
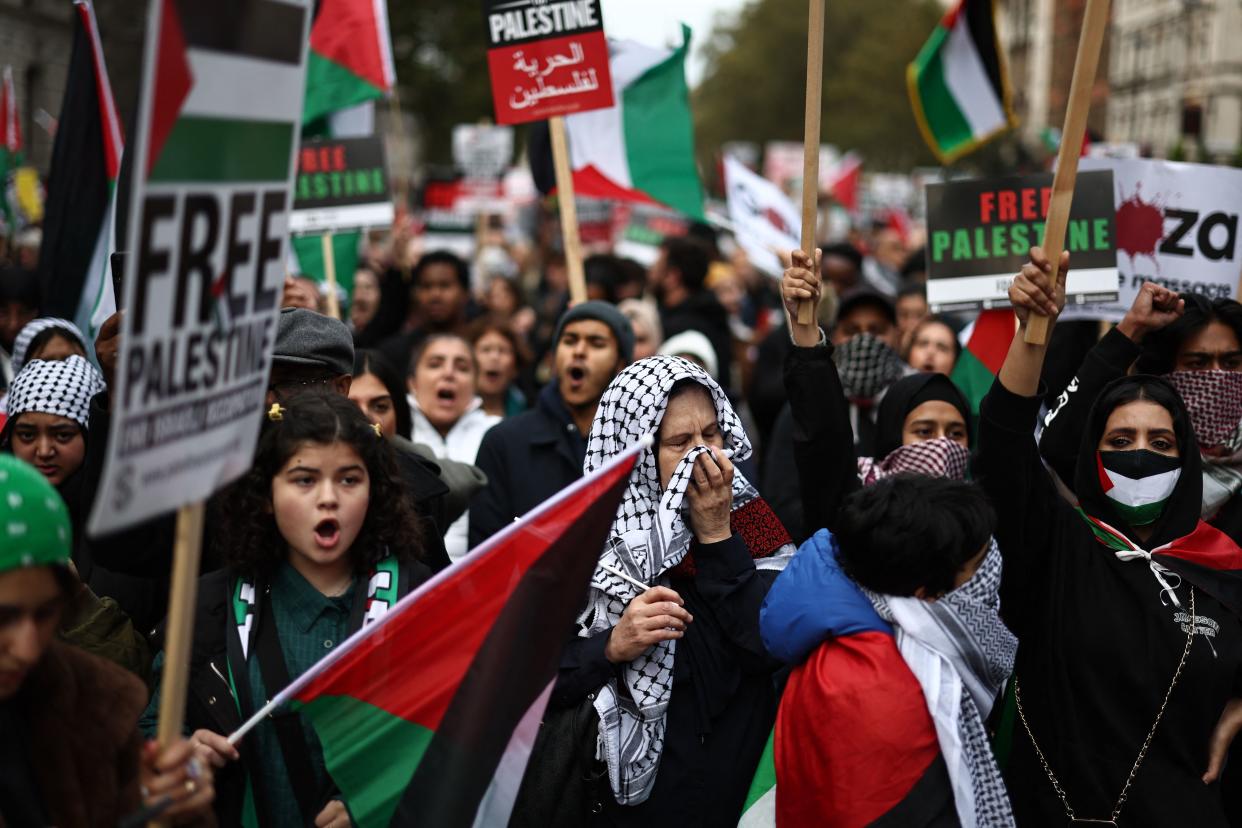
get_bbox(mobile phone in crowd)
[110,251,126,310]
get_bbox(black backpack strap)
[253,588,325,824]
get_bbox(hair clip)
[267,403,285,422]
[372,422,383,438]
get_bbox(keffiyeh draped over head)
[4,356,106,434]
[11,317,87,375]
[582,355,795,805]
[864,540,1017,827]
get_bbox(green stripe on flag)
[149,117,294,183]
[292,231,361,307]
[910,26,974,158]
[303,52,385,125]
[298,694,435,828]
[621,28,705,220]
[742,729,776,812]
[950,347,995,417]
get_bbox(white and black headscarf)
[4,356,106,434]
[10,317,86,376]
[581,355,795,805]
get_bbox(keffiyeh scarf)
[10,318,86,376]
[4,356,106,432]
[581,355,795,805]
[864,540,1017,828]
[834,332,908,402]
[1167,371,1242,518]
[857,436,971,485]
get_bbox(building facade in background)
[0,0,142,173]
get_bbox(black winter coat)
[469,382,586,548]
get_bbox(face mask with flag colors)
[1097,449,1182,526]
[1165,370,1242,456]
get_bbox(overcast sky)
[599,0,752,86]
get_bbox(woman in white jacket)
[408,333,501,560]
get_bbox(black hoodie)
[975,374,1242,826]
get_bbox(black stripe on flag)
[963,0,1005,101]
[37,6,110,320]
[1157,555,1242,620]
[389,471,629,826]
[171,0,305,65]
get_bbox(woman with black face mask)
[977,248,1242,827]
[1040,288,1242,542]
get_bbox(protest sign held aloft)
[289,135,394,235]
[925,170,1118,312]
[482,0,613,125]
[1062,158,1242,322]
[89,0,312,536]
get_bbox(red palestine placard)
[483,0,614,125]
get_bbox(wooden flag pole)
[1023,0,1111,345]
[548,115,588,305]
[152,501,206,826]
[796,0,825,326]
[321,231,342,320]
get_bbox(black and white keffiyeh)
[11,317,86,375]
[581,355,795,805]
[864,540,1017,827]
[5,356,106,432]
[834,332,908,401]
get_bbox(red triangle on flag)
[146,0,193,175]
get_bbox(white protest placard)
[724,155,801,277]
[89,0,313,535]
[1062,158,1242,321]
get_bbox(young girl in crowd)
[142,392,430,827]
[408,333,499,560]
[780,251,972,535]
[905,317,960,376]
[977,248,1242,826]
[470,321,528,418]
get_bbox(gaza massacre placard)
[90,0,312,535]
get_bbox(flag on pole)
[36,0,124,342]
[824,152,862,212]
[907,0,1017,164]
[303,0,396,125]
[230,439,647,828]
[949,307,1013,416]
[723,155,800,277]
[534,26,704,220]
[1,65,24,235]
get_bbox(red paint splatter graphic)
[764,207,793,237]
[1115,183,1166,273]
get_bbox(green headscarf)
[0,456,71,571]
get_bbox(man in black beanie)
[469,301,634,548]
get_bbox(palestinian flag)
[950,308,1013,417]
[907,0,1017,164]
[1078,510,1242,617]
[36,0,124,342]
[1,65,21,235]
[289,230,360,308]
[303,0,395,125]
[1096,450,1180,526]
[230,440,645,828]
[530,27,705,220]
[738,730,777,827]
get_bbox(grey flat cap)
[272,307,354,376]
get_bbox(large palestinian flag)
[530,28,705,220]
[950,307,1013,417]
[907,0,1017,164]
[232,441,644,827]
[35,1,123,340]
[303,0,395,125]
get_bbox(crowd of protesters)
[5,197,1242,828]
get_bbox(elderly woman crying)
[530,355,795,826]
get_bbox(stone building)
[0,0,144,173]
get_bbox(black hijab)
[1073,374,1203,548]
[873,372,972,460]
